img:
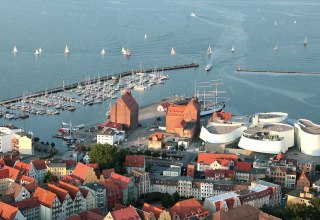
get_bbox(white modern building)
[238,123,294,154]
[200,113,250,145]
[252,112,288,125]
[97,127,125,145]
[295,119,320,156]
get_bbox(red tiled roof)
[31,160,47,170]
[100,178,118,191]
[5,182,24,200]
[0,201,18,220]
[80,188,89,198]
[99,120,124,130]
[66,209,104,220]
[120,91,139,113]
[72,162,91,182]
[0,168,9,179]
[276,151,284,161]
[235,161,253,172]
[87,163,99,170]
[33,187,58,208]
[124,155,145,168]
[111,206,141,220]
[20,175,36,183]
[102,168,115,178]
[149,132,164,141]
[205,169,235,178]
[3,166,20,181]
[169,198,209,220]
[213,111,232,122]
[110,173,131,190]
[23,182,38,192]
[216,159,231,167]
[187,164,195,177]
[12,197,40,210]
[298,171,311,183]
[198,153,238,165]
[58,181,80,200]
[114,203,127,211]
[62,160,77,168]
[142,203,166,219]
[47,183,69,203]
[14,161,31,175]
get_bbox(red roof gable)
[31,160,47,170]
[212,111,232,122]
[12,196,40,210]
[124,155,145,168]
[3,166,20,181]
[99,120,124,130]
[0,202,18,220]
[20,175,36,183]
[66,210,104,220]
[72,162,91,182]
[0,168,9,179]
[110,173,131,190]
[235,161,253,172]
[58,181,80,200]
[111,206,141,220]
[143,203,166,219]
[34,187,58,208]
[120,91,139,112]
[149,132,164,141]
[100,179,118,191]
[169,198,209,219]
[14,161,31,175]
[47,183,69,203]
[298,171,311,183]
[198,153,238,165]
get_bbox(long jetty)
[237,68,320,75]
[0,63,199,106]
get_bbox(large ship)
[195,79,229,117]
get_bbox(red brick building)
[110,90,139,130]
[166,98,200,138]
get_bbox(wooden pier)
[0,63,199,106]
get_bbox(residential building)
[148,133,164,150]
[250,180,282,207]
[80,188,95,211]
[66,209,104,220]
[109,90,139,130]
[100,179,121,209]
[12,197,40,220]
[47,162,66,180]
[0,125,24,153]
[31,160,47,183]
[33,187,62,220]
[57,181,87,215]
[132,170,150,197]
[211,204,281,220]
[205,169,235,181]
[96,127,125,145]
[80,182,106,209]
[249,168,267,182]
[169,198,209,220]
[14,161,37,180]
[163,167,181,177]
[286,187,314,206]
[235,161,253,183]
[110,173,138,204]
[13,132,33,155]
[124,155,145,174]
[0,201,26,220]
[296,171,311,190]
[5,182,30,202]
[267,165,296,188]
[165,98,200,138]
[105,206,141,220]
[197,153,238,171]
[70,162,98,183]
[0,168,14,194]
[142,203,172,220]
[151,176,179,195]
[296,159,315,173]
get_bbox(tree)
[161,193,175,208]
[173,191,180,202]
[33,137,40,142]
[89,143,117,169]
[44,171,58,183]
[50,142,55,148]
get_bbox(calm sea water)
[0,0,320,147]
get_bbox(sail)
[39,48,42,54]
[101,48,105,55]
[274,44,278,50]
[274,21,277,26]
[230,45,235,52]
[64,45,70,54]
[303,37,308,45]
[121,46,126,54]
[35,49,40,56]
[144,33,147,39]
[207,45,212,55]
[12,46,18,53]
[125,48,131,56]
[171,48,176,56]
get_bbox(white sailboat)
[100,48,106,55]
[294,20,297,24]
[274,43,278,51]
[34,49,40,56]
[207,45,212,55]
[144,33,147,40]
[205,64,213,71]
[12,46,18,54]
[38,48,42,54]
[121,46,126,55]
[274,21,278,26]
[64,44,70,55]
[190,12,196,17]
[230,45,235,52]
[124,48,131,56]
[170,48,176,56]
[303,37,308,46]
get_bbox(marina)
[0,63,198,120]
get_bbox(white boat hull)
[200,103,225,117]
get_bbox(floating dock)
[0,63,199,106]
